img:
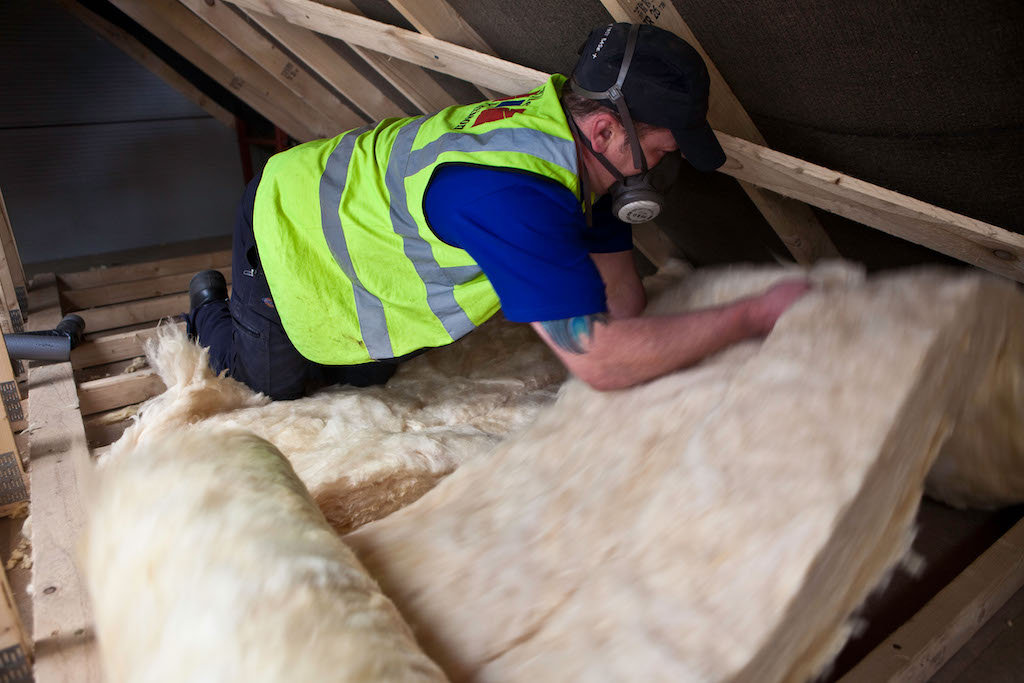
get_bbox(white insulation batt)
[92,261,1024,682]
[85,428,445,683]
[345,265,1024,682]
[109,314,566,533]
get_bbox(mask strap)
[563,103,595,227]
[570,24,647,173]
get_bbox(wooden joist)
[77,369,166,416]
[61,266,230,312]
[57,248,231,291]
[75,292,189,335]
[842,518,1024,682]
[107,0,325,141]
[0,333,28,518]
[177,0,366,130]
[71,323,183,370]
[0,561,32,679]
[60,0,236,129]
[26,274,102,681]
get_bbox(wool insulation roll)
[84,427,445,683]
[115,315,565,535]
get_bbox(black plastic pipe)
[4,314,86,363]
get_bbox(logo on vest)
[453,89,543,130]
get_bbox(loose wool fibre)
[84,428,445,683]
[111,315,566,533]
[345,266,1023,682]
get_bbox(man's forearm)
[533,299,758,390]
[532,279,811,391]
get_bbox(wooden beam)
[26,274,102,682]
[75,292,189,334]
[71,323,183,370]
[60,0,236,128]
[599,0,838,264]
[84,407,139,450]
[317,0,458,114]
[77,369,166,416]
[236,4,414,119]
[61,266,230,311]
[57,249,231,290]
[717,133,1024,283]
[842,518,1024,682]
[383,0,502,99]
[177,0,365,130]
[226,0,549,95]
[226,0,1023,283]
[0,194,24,333]
[0,331,28,519]
[0,189,27,315]
[108,0,325,141]
[0,331,27,452]
[0,562,32,677]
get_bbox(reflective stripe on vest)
[318,119,578,359]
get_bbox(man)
[188,23,808,399]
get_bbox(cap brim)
[672,121,726,172]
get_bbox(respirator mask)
[568,23,676,224]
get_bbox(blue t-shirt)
[423,164,632,323]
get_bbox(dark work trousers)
[187,174,402,400]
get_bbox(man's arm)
[590,251,646,319]
[532,280,810,391]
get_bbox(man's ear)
[586,113,620,155]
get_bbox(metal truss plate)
[0,452,27,506]
[0,382,22,423]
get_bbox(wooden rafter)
[841,518,1024,682]
[60,0,235,129]
[227,0,1023,282]
[227,0,548,95]
[309,0,459,114]
[177,0,365,130]
[718,133,1024,282]
[600,0,839,264]
[383,0,503,100]
[108,0,326,141]
[236,5,414,120]
[0,189,27,314]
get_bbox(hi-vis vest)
[253,74,581,365]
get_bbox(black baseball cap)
[571,23,726,172]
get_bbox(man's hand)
[747,280,812,335]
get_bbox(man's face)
[609,126,679,177]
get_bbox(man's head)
[570,23,726,173]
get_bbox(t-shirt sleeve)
[586,195,635,253]
[423,165,609,323]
